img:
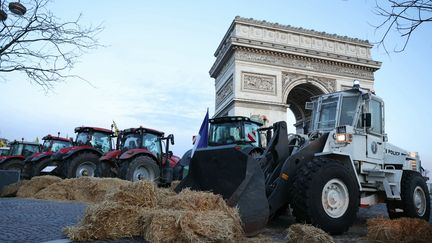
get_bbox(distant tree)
[374,0,432,52]
[0,0,103,90]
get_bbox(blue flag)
[191,109,209,157]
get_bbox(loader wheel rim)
[133,166,153,182]
[321,178,349,218]
[413,186,426,217]
[76,162,95,177]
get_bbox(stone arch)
[283,78,331,133]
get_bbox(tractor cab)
[208,116,263,148]
[0,140,41,173]
[41,135,73,153]
[74,127,113,153]
[0,147,9,156]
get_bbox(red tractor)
[99,126,179,183]
[0,140,41,173]
[47,126,114,178]
[22,134,73,178]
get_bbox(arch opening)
[286,82,325,134]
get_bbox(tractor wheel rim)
[133,165,153,182]
[76,162,95,177]
[413,186,427,217]
[321,178,349,218]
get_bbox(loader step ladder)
[363,169,401,199]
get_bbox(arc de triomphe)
[210,17,382,133]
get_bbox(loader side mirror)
[362,113,371,128]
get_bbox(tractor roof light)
[353,80,360,89]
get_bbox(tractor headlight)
[335,126,352,143]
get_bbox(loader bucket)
[175,145,269,235]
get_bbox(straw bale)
[170,180,181,190]
[34,177,130,203]
[286,224,335,243]
[16,176,62,198]
[0,180,29,197]
[104,181,157,208]
[367,217,432,243]
[64,201,146,241]
[143,209,242,243]
[155,187,176,203]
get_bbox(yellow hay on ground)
[142,209,242,243]
[34,177,130,203]
[155,187,176,203]
[104,181,157,208]
[367,217,432,243]
[16,176,62,198]
[64,201,147,241]
[0,180,29,197]
[286,224,335,243]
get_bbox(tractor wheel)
[291,157,359,234]
[387,171,430,220]
[32,158,52,177]
[96,161,115,178]
[0,159,24,172]
[66,152,99,178]
[123,156,159,182]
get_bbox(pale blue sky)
[1,0,431,171]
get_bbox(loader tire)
[123,156,159,182]
[0,159,24,172]
[387,171,430,220]
[291,157,359,234]
[32,158,52,177]
[66,152,99,178]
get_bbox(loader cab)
[208,116,263,147]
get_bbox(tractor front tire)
[96,161,115,178]
[0,159,24,172]
[66,152,99,178]
[123,156,159,182]
[291,157,359,234]
[387,171,430,220]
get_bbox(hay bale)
[286,224,335,243]
[0,180,29,197]
[143,209,241,243]
[16,176,62,198]
[64,201,146,241]
[104,181,157,208]
[34,177,130,203]
[170,180,181,190]
[367,217,432,243]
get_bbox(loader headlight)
[335,133,352,143]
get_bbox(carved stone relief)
[235,49,374,80]
[282,72,336,93]
[216,77,233,108]
[241,72,276,95]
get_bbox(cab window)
[369,99,383,135]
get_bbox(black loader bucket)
[175,145,269,235]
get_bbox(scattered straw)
[64,201,147,241]
[0,180,29,197]
[16,176,62,198]
[104,181,157,208]
[367,217,432,243]
[34,177,130,203]
[143,209,240,243]
[286,224,335,243]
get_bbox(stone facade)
[210,17,381,133]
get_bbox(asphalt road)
[0,197,431,243]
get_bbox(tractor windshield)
[76,132,90,145]
[339,96,360,127]
[121,133,141,150]
[208,121,260,146]
[9,143,23,156]
[0,148,9,156]
[43,140,72,153]
[91,132,112,153]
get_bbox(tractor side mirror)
[169,134,175,145]
[168,150,173,157]
[362,113,371,128]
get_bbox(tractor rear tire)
[123,156,159,182]
[32,158,52,177]
[291,157,359,234]
[66,152,99,178]
[387,171,430,220]
[0,159,24,172]
[96,161,115,178]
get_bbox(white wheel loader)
[176,81,430,235]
